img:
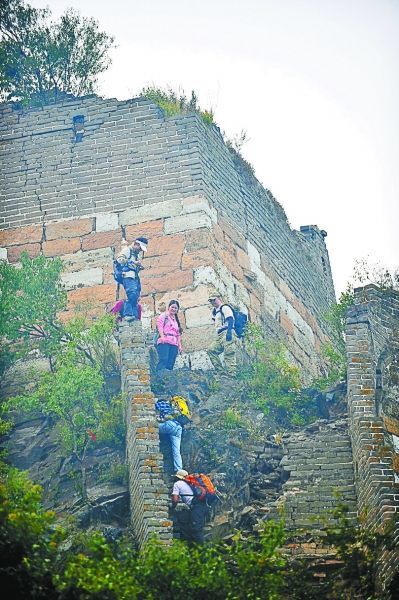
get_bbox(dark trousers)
[122,277,140,318]
[190,502,208,544]
[156,343,179,371]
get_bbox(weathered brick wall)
[0,95,335,377]
[120,320,172,546]
[278,418,357,531]
[346,285,399,590]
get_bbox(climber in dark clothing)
[114,237,148,322]
[171,470,208,544]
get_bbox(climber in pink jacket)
[156,300,182,372]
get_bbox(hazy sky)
[32,0,399,295]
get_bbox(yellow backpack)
[171,395,191,425]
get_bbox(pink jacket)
[157,312,182,351]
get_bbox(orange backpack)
[184,473,217,505]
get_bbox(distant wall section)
[346,285,399,591]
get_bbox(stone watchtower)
[0,95,335,378]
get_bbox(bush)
[240,324,317,427]
[140,85,214,125]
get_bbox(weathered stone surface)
[145,233,185,258]
[184,305,212,328]
[67,283,115,308]
[43,237,81,257]
[61,267,103,290]
[46,218,93,240]
[142,270,193,295]
[164,212,213,235]
[125,220,164,242]
[81,230,121,251]
[0,247,7,260]
[156,285,212,310]
[119,199,181,226]
[8,243,41,262]
[0,224,42,246]
[61,247,113,272]
[95,212,119,232]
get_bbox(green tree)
[1,254,121,502]
[0,461,64,598]
[0,0,114,106]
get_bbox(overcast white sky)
[33,0,399,296]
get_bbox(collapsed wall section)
[119,321,172,546]
[346,285,399,590]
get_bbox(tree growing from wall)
[0,0,114,106]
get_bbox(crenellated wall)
[346,285,399,591]
[0,95,336,377]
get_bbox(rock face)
[4,410,129,529]
[150,369,357,543]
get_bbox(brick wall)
[346,285,399,591]
[0,95,335,377]
[120,320,172,546]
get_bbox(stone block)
[181,248,215,270]
[185,228,212,252]
[46,218,93,240]
[61,267,103,290]
[43,237,81,257]
[61,247,113,272]
[145,233,185,258]
[156,284,212,310]
[81,230,122,251]
[8,243,41,263]
[0,247,7,261]
[0,224,42,246]
[184,305,212,328]
[181,195,217,223]
[95,212,119,232]
[119,198,181,226]
[125,219,164,242]
[141,270,193,295]
[67,283,116,309]
[181,325,215,352]
[164,211,213,235]
[219,215,246,250]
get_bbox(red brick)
[145,233,185,258]
[0,224,42,246]
[81,230,122,251]
[67,283,116,309]
[7,243,41,263]
[141,270,193,295]
[125,220,164,241]
[46,218,93,240]
[43,238,81,257]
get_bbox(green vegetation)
[1,460,395,599]
[140,86,214,125]
[0,0,114,106]
[1,253,122,502]
[240,324,317,426]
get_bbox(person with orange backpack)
[171,469,217,544]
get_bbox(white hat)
[135,237,148,253]
[175,469,188,479]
